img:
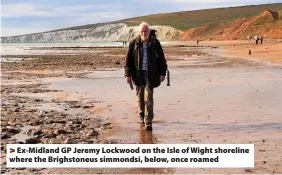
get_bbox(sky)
[1,0,282,36]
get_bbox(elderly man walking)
[124,22,167,131]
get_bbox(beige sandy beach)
[163,40,282,65]
[224,41,282,65]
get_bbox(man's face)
[139,26,150,41]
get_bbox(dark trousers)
[136,71,154,124]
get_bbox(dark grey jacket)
[124,36,167,89]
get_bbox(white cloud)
[1,2,132,36]
[56,11,131,29]
[1,2,126,18]
[53,4,117,13]
[1,2,55,17]
[1,27,52,36]
[1,9,132,36]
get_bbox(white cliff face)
[1,23,183,43]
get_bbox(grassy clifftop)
[279,9,282,18]
[60,3,282,31]
[120,3,282,30]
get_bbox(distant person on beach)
[197,40,199,46]
[254,35,259,45]
[260,36,264,44]
[124,22,167,131]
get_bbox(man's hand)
[160,75,165,82]
[126,76,132,83]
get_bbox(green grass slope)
[279,9,282,18]
[6,3,282,36]
[62,3,282,31]
[119,3,282,30]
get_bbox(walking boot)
[145,122,152,131]
[140,112,145,125]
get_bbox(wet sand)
[39,67,282,174]
[1,42,282,174]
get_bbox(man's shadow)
[139,124,157,144]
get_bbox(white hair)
[138,22,150,31]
